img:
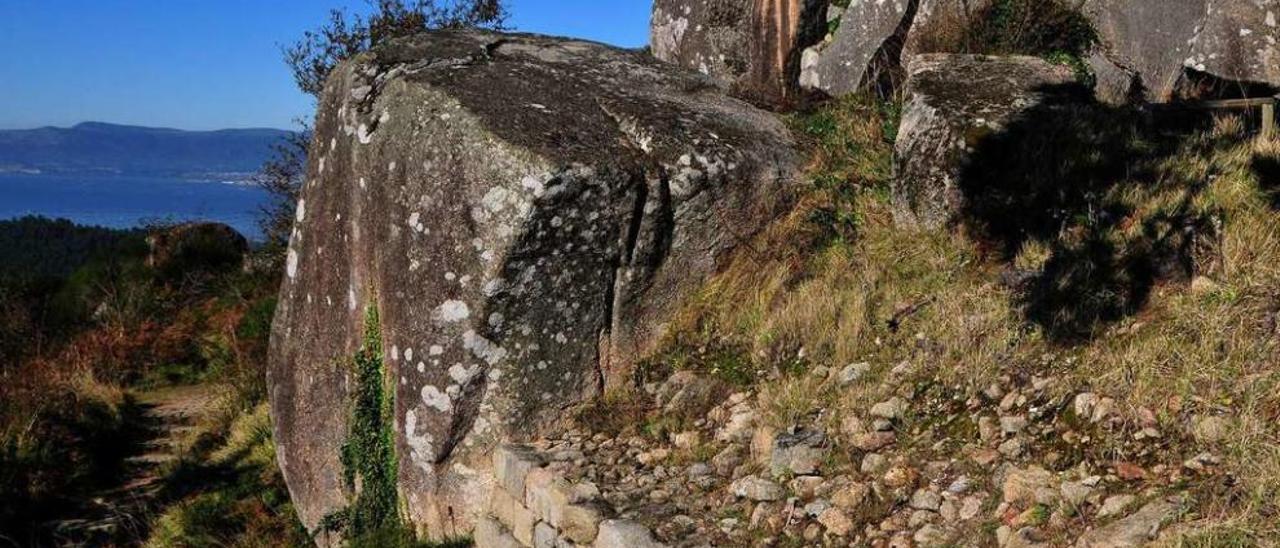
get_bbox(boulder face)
[1188,0,1280,87]
[1083,0,1209,103]
[651,0,828,102]
[893,54,1078,228]
[1085,0,1280,103]
[268,29,797,538]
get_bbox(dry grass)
[652,99,1280,538]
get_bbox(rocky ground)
[528,363,1235,547]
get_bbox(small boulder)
[1002,466,1056,506]
[769,428,827,477]
[1097,494,1136,518]
[893,54,1079,228]
[818,507,854,536]
[1191,415,1231,444]
[870,397,909,421]
[595,519,666,548]
[731,476,786,501]
[837,362,873,386]
[831,482,871,509]
[655,371,722,418]
[1075,498,1181,547]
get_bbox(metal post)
[1263,99,1276,141]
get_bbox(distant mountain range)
[0,122,295,180]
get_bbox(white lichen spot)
[449,364,476,383]
[348,286,356,311]
[520,175,547,197]
[429,345,444,356]
[404,347,414,362]
[481,278,506,297]
[433,300,471,323]
[391,345,399,361]
[295,200,306,222]
[463,330,507,366]
[358,124,373,144]
[408,212,421,229]
[482,187,512,213]
[404,410,435,472]
[417,361,425,373]
[389,161,397,171]
[420,385,452,413]
[286,250,299,278]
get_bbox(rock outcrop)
[651,0,828,102]
[799,0,914,95]
[893,54,1079,228]
[800,0,988,97]
[1085,0,1280,103]
[796,0,1278,102]
[267,29,797,539]
[145,222,247,278]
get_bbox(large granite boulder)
[651,0,829,102]
[268,29,798,540]
[1085,0,1280,103]
[893,54,1078,228]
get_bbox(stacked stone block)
[476,445,666,548]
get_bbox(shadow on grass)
[1255,153,1280,209]
[958,86,1234,341]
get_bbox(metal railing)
[1158,94,1279,140]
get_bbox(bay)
[0,173,271,239]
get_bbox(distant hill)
[0,122,294,180]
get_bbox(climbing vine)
[320,304,402,541]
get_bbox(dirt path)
[48,384,221,547]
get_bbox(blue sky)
[0,1,651,131]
